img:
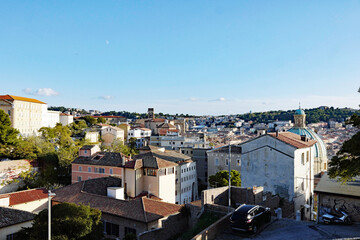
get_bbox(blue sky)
[1,1,359,115]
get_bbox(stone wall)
[138,212,188,240]
[202,186,294,218]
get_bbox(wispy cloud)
[23,88,59,96]
[188,97,200,102]
[36,88,59,96]
[23,88,32,94]
[209,97,226,102]
[99,95,112,100]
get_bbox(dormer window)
[94,154,104,161]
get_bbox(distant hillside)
[238,107,360,124]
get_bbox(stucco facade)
[72,163,123,183]
[240,133,315,220]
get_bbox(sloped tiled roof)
[124,155,177,169]
[207,145,242,154]
[0,188,48,206]
[133,146,190,164]
[53,177,181,223]
[268,132,316,149]
[0,207,35,228]
[72,152,124,167]
[157,122,176,129]
[0,95,46,104]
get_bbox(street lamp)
[228,142,231,212]
[48,190,56,240]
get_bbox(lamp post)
[48,190,56,240]
[228,142,231,211]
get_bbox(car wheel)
[252,224,258,234]
[345,218,352,225]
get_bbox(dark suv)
[230,204,271,233]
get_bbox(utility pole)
[48,190,56,240]
[228,139,232,212]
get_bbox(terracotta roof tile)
[0,188,48,206]
[268,132,317,149]
[53,177,181,223]
[0,95,46,104]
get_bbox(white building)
[60,113,74,126]
[239,132,316,220]
[41,104,60,128]
[128,128,152,139]
[0,95,60,136]
[150,136,209,151]
[133,146,198,204]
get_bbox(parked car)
[230,204,271,233]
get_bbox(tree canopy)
[16,202,103,240]
[0,109,19,156]
[328,88,360,182]
[208,170,241,188]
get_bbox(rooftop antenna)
[299,102,301,109]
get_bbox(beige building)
[123,155,178,203]
[0,95,46,136]
[101,126,125,146]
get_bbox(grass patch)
[179,212,221,240]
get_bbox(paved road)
[216,218,360,240]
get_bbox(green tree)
[328,88,360,182]
[328,113,360,182]
[16,202,103,240]
[102,138,137,156]
[208,170,241,188]
[80,116,97,126]
[0,109,19,156]
[96,117,106,124]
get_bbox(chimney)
[300,135,306,141]
[276,130,279,137]
[107,187,125,200]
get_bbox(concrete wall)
[207,150,241,183]
[101,212,148,239]
[138,213,188,240]
[318,194,360,222]
[11,199,48,214]
[158,168,176,203]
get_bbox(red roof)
[93,116,125,118]
[268,132,316,149]
[5,188,48,206]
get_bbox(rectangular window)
[77,176,82,182]
[225,158,229,166]
[94,168,99,173]
[109,168,113,174]
[84,150,87,154]
[147,169,157,176]
[215,159,219,166]
[237,159,241,166]
[306,151,309,162]
[167,167,174,174]
[105,222,119,237]
[301,153,305,165]
[79,166,82,172]
[99,168,105,174]
[124,227,136,236]
[7,110,11,116]
[88,167,91,172]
